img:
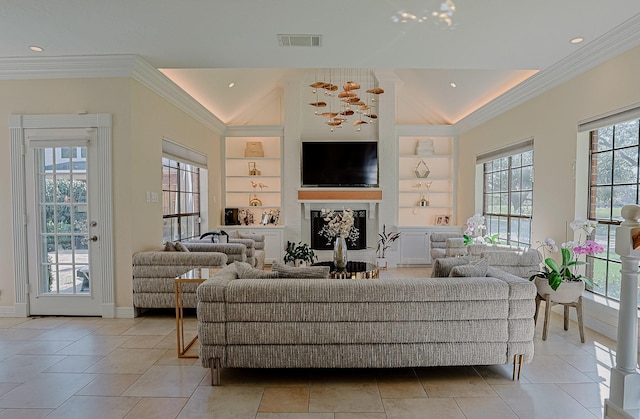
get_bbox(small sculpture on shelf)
[413,181,432,207]
[413,159,430,178]
[250,181,268,191]
[249,193,262,206]
[248,162,261,176]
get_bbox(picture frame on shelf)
[435,215,451,226]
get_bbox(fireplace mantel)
[297,189,382,201]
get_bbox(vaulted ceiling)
[2,1,640,128]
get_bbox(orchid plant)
[462,213,500,245]
[319,208,360,246]
[529,218,605,291]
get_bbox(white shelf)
[399,154,452,159]
[399,176,452,181]
[226,157,280,160]
[227,175,280,179]
[398,135,456,227]
[399,191,452,194]
[399,205,453,209]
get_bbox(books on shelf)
[416,139,434,156]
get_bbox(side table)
[534,293,585,343]
[174,268,211,358]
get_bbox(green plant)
[529,225,604,291]
[283,241,317,264]
[376,225,401,258]
[463,233,500,245]
[529,247,592,291]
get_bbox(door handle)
[90,236,98,242]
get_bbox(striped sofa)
[131,248,229,309]
[196,264,537,385]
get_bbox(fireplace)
[310,210,367,250]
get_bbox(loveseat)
[196,262,537,385]
[131,247,229,309]
[191,230,266,269]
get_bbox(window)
[162,157,201,242]
[481,149,533,246]
[587,119,640,306]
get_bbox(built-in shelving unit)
[224,136,282,225]
[398,135,455,227]
[223,134,284,263]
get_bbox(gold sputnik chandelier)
[308,69,384,132]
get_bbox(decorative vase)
[533,277,585,304]
[333,236,348,270]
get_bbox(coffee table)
[312,261,379,279]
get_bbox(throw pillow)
[174,242,190,252]
[271,261,330,279]
[449,258,489,277]
[233,261,279,279]
[164,242,176,251]
[430,257,470,277]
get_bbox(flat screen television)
[301,141,379,187]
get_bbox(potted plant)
[375,225,401,269]
[283,241,317,266]
[528,219,604,303]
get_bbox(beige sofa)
[196,263,536,385]
[132,247,230,309]
[191,231,266,269]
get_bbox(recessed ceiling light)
[449,82,457,88]
[570,37,584,44]
[29,45,44,52]
[228,82,235,88]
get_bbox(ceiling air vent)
[278,34,322,47]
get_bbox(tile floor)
[0,267,635,418]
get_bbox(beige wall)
[457,45,640,245]
[0,77,221,312]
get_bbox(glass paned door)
[35,146,90,295]
[25,128,101,316]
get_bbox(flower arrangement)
[462,213,499,245]
[319,208,360,245]
[529,218,604,291]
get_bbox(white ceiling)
[2,1,640,126]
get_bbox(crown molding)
[129,57,225,134]
[454,13,640,135]
[0,54,226,134]
[396,124,455,137]
[224,125,284,137]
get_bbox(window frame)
[162,157,201,242]
[586,120,640,306]
[481,149,533,247]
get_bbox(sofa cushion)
[174,242,190,252]
[431,257,470,277]
[233,261,279,279]
[449,259,489,277]
[271,262,330,279]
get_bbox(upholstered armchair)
[429,232,464,261]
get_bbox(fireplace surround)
[310,209,367,250]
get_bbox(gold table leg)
[174,278,204,358]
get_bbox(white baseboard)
[0,306,15,317]
[115,307,136,319]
